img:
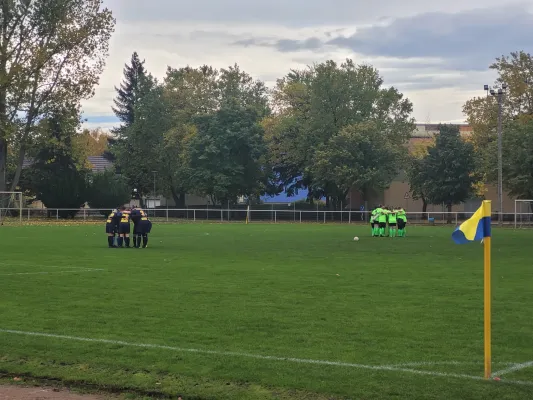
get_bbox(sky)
[83,0,533,131]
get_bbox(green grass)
[0,223,532,399]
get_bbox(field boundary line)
[492,361,533,377]
[0,269,104,276]
[0,328,531,386]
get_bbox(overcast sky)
[83,0,533,131]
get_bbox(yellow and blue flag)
[452,201,491,244]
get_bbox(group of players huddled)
[105,206,152,248]
[370,205,407,237]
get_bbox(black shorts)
[378,222,386,228]
[370,222,375,227]
[119,223,130,234]
[138,220,152,234]
[398,220,406,229]
[105,223,116,234]
[389,222,396,227]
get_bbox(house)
[346,124,516,214]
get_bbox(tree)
[311,121,403,208]
[86,169,130,215]
[463,51,533,184]
[406,139,435,213]
[72,128,108,168]
[113,77,166,202]
[266,59,414,208]
[22,107,87,218]
[188,106,268,204]
[157,65,219,207]
[0,0,115,193]
[497,119,533,201]
[422,125,477,221]
[112,51,147,131]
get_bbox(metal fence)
[1,207,533,227]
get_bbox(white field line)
[0,269,104,276]
[0,328,531,386]
[492,361,533,377]
[387,361,514,368]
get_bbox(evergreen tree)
[112,52,147,132]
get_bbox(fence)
[1,207,533,227]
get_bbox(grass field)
[0,223,532,399]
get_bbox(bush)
[86,170,131,215]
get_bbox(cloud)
[245,6,533,71]
[82,2,529,128]
[104,0,513,27]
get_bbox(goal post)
[0,192,23,225]
[514,199,533,228]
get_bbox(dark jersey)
[120,211,131,224]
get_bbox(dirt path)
[0,385,107,400]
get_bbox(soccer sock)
[133,236,137,247]
[107,236,113,247]
[125,237,130,247]
[137,234,143,247]
[117,237,123,247]
[142,234,148,248]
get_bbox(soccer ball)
[353,236,359,241]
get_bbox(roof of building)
[87,155,114,172]
[22,155,114,173]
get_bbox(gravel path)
[0,385,107,400]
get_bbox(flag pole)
[483,200,492,379]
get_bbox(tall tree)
[267,59,414,208]
[422,125,477,221]
[22,106,87,217]
[498,119,533,200]
[188,106,268,204]
[113,77,165,201]
[406,139,435,213]
[158,65,218,206]
[463,51,533,184]
[0,0,115,193]
[311,121,403,209]
[112,52,147,131]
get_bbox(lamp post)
[484,83,507,227]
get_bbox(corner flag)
[452,200,492,379]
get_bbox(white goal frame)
[514,199,533,228]
[0,191,23,225]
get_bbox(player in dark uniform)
[105,208,120,248]
[130,207,141,248]
[138,210,152,248]
[118,207,131,247]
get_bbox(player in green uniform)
[388,207,397,237]
[397,208,407,237]
[377,206,388,237]
[370,206,381,237]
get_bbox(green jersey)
[371,208,381,222]
[397,210,407,221]
[377,209,388,223]
[388,211,397,223]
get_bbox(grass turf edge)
[0,358,342,400]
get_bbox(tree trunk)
[9,143,26,192]
[0,1,7,193]
[446,203,452,224]
[170,187,186,208]
[422,199,428,220]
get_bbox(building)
[346,124,515,213]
